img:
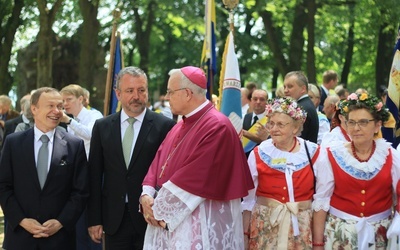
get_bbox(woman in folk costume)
[242,97,320,249]
[320,99,351,147]
[313,92,400,249]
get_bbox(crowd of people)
[0,66,400,250]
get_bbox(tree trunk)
[306,0,317,83]
[0,0,24,95]
[36,0,64,88]
[258,8,288,76]
[375,22,395,94]
[271,67,279,97]
[133,0,156,73]
[341,3,355,85]
[78,0,100,91]
[288,0,307,72]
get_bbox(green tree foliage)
[0,0,24,94]
[1,0,400,107]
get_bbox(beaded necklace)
[351,140,376,162]
[274,137,297,152]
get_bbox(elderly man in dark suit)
[0,87,89,250]
[0,95,20,150]
[283,71,319,143]
[87,66,175,249]
[242,89,269,157]
[2,94,31,139]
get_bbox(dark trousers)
[76,208,102,250]
[105,204,144,250]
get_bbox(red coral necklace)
[274,137,297,152]
[351,140,376,162]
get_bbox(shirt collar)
[185,100,209,118]
[34,126,56,143]
[120,108,147,124]
[253,111,266,119]
[297,94,309,101]
[321,85,329,94]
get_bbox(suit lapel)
[45,128,68,189]
[111,113,127,170]
[128,110,153,170]
[23,129,41,189]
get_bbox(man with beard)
[87,66,176,249]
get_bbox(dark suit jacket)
[0,114,22,152]
[243,113,258,157]
[3,115,23,139]
[243,113,253,131]
[297,97,319,143]
[0,128,89,250]
[319,86,328,112]
[87,109,175,237]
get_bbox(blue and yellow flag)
[386,27,400,145]
[219,31,242,134]
[108,35,123,114]
[201,0,216,100]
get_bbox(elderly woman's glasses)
[266,121,291,129]
[346,119,375,128]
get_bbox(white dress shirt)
[67,107,103,157]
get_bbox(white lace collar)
[257,138,318,172]
[329,139,390,178]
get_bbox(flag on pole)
[104,31,124,116]
[219,31,242,134]
[108,35,123,114]
[201,0,217,100]
[103,10,123,116]
[386,27,400,145]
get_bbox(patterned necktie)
[37,135,49,189]
[122,117,136,167]
[252,116,259,126]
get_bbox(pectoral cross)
[159,163,166,179]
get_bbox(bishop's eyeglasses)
[165,88,187,96]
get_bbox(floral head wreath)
[265,97,307,122]
[339,92,390,122]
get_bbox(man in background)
[3,94,31,141]
[60,84,103,250]
[0,95,20,149]
[323,95,340,122]
[242,89,269,156]
[319,70,338,111]
[284,71,319,143]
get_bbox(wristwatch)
[66,118,72,125]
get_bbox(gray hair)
[169,69,207,96]
[116,67,148,90]
[285,71,309,91]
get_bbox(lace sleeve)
[312,197,330,212]
[152,181,205,232]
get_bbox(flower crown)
[265,97,307,122]
[339,92,390,122]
